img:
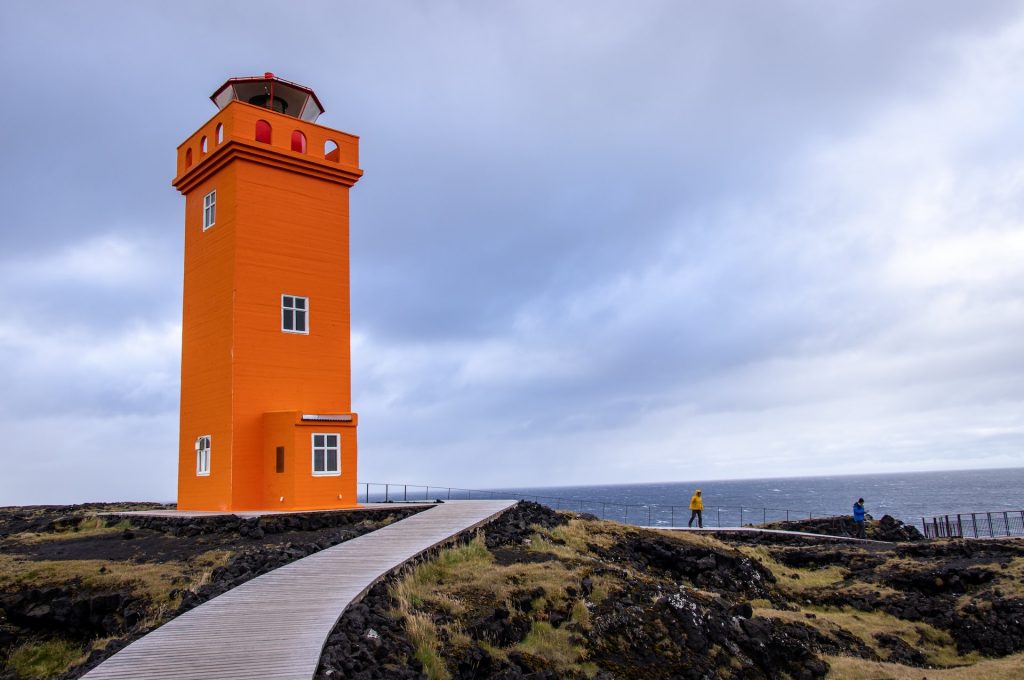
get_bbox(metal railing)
[922,511,1024,539]
[359,482,845,528]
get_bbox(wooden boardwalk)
[83,500,516,680]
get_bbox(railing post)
[1004,511,1011,537]
[365,483,369,503]
[921,518,927,537]
[957,514,963,538]
[448,487,451,500]
[763,508,766,525]
[786,510,790,522]
[717,507,721,528]
[987,512,995,538]
[945,515,952,538]
[671,506,675,527]
[647,506,652,526]
[385,485,389,502]
[404,485,407,502]
[972,513,978,538]
[740,507,744,526]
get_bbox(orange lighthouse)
[172,74,362,511]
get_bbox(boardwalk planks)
[82,500,516,680]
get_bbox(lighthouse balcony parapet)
[173,100,360,188]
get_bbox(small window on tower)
[312,433,340,476]
[256,119,272,144]
[282,294,309,334]
[203,190,216,230]
[196,435,211,476]
[216,123,224,144]
[291,130,307,153]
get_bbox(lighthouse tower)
[172,74,362,511]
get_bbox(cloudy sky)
[2,1,1023,504]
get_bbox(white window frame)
[203,190,216,230]
[282,294,309,334]
[311,433,340,476]
[195,435,211,476]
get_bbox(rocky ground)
[0,502,425,679]
[3,502,1024,679]
[316,503,1024,680]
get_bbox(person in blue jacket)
[853,498,866,538]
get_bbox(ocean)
[483,467,1024,529]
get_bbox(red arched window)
[185,148,193,168]
[291,130,307,153]
[255,120,272,144]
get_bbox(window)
[291,130,307,153]
[324,139,339,161]
[281,294,308,334]
[256,119,272,144]
[276,446,285,473]
[312,433,340,475]
[196,435,211,476]
[216,123,224,144]
[203,190,216,230]
[200,135,208,154]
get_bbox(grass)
[388,524,604,678]
[6,639,86,679]
[517,621,583,666]
[755,605,975,667]
[737,546,848,594]
[825,652,1024,679]
[13,515,133,544]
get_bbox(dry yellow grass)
[825,652,1024,679]
[756,605,975,668]
[12,515,133,544]
[738,546,848,594]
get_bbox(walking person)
[853,498,866,538]
[688,489,704,528]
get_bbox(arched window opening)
[291,130,307,153]
[200,136,208,154]
[255,120,272,144]
[324,139,339,162]
[185,148,193,168]
[216,123,224,144]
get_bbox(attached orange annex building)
[172,74,363,511]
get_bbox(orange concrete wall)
[260,413,359,510]
[261,412,296,508]
[175,101,359,180]
[230,161,352,509]
[177,165,237,511]
[175,99,361,511]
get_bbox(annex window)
[312,433,340,476]
[282,294,308,334]
[203,190,216,230]
[196,435,211,476]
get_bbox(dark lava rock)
[588,585,829,679]
[761,515,923,542]
[483,501,567,549]
[875,632,928,666]
[952,597,1024,657]
[597,533,776,598]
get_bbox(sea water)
[490,467,1024,528]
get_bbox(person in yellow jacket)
[688,489,704,528]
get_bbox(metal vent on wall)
[301,414,353,422]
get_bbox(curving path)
[83,500,516,680]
